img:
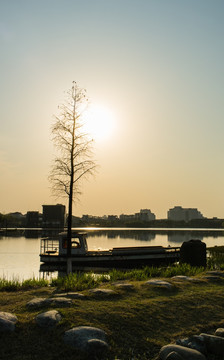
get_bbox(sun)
[82,103,116,142]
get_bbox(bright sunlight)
[83,104,116,142]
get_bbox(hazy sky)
[1,0,224,219]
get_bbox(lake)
[0,228,224,280]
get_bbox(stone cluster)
[159,329,224,360]
[0,288,118,358]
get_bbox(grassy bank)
[0,263,204,291]
[1,247,224,359]
[1,272,224,360]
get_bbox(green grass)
[1,274,224,360]
[0,277,49,291]
[0,263,205,292]
[1,247,224,359]
[207,246,224,269]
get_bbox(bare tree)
[49,82,96,262]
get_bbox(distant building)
[120,209,156,222]
[108,215,118,222]
[42,204,66,228]
[26,211,40,227]
[167,206,204,222]
[136,209,156,221]
[119,214,135,221]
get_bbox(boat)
[40,231,180,271]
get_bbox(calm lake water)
[0,228,224,280]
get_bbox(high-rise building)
[26,211,40,227]
[167,206,204,222]
[42,204,66,228]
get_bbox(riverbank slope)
[1,272,224,359]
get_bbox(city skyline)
[1,1,224,219]
[4,204,220,221]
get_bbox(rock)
[48,297,73,306]
[53,292,85,299]
[64,326,107,351]
[26,297,49,308]
[203,275,223,282]
[176,335,207,355]
[113,283,134,290]
[172,275,192,281]
[215,328,224,337]
[87,339,109,358]
[0,312,18,332]
[35,310,62,328]
[165,351,184,360]
[145,279,174,290]
[172,276,201,282]
[206,270,224,277]
[27,296,72,308]
[159,344,206,360]
[67,292,86,299]
[89,288,117,296]
[200,333,224,355]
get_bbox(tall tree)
[49,82,96,261]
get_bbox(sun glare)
[83,104,116,142]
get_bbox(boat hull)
[40,250,179,271]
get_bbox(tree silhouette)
[49,82,96,264]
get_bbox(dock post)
[67,257,72,274]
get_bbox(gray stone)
[26,297,48,308]
[67,292,86,299]
[89,288,117,296]
[145,279,174,290]
[203,275,223,282]
[172,276,201,282]
[0,312,18,324]
[114,283,134,290]
[159,344,206,360]
[27,296,72,308]
[165,351,184,360]
[215,328,224,337]
[64,326,107,351]
[0,312,18,332]
[53,292,85,299]
[35,310,62,328]
[176,335,207,355]
[200,333,224,355]
[48,297,73,306]
[87,339,109,358]
[206,270,224,277]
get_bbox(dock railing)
[40,237,59,255]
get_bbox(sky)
[0,0,224,219]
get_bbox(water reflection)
[0,228,224,280]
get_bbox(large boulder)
[64,326,108,354]
[0,312,18,332]
[35,310,62,328]
[200,333,224,355]
[165,351,184,360]
[87,338,109,358]
[176,335,207,355]
[159,344,206,360]
[215,328,224,337]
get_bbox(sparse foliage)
[49,82,97,255]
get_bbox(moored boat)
[40,231,180,271]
